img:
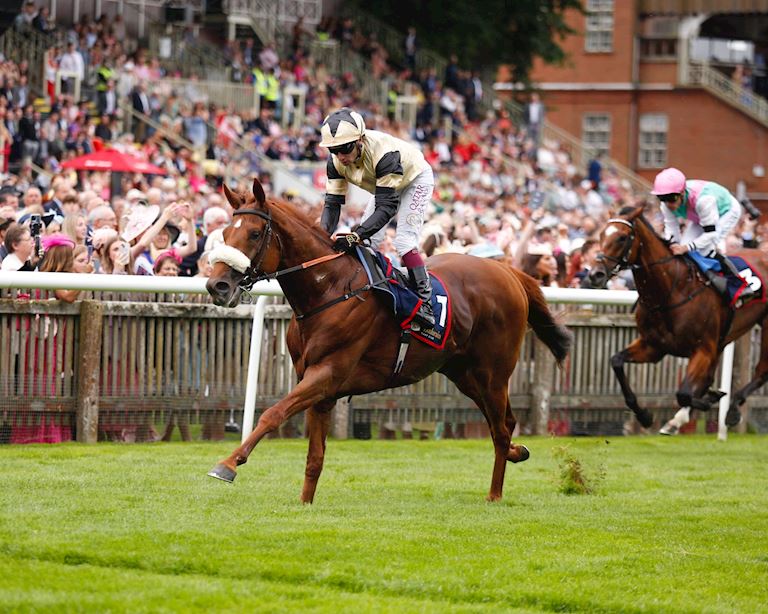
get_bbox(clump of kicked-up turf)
[552,443,606,495]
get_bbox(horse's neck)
[633,221,681,299]
[272,212,357,311]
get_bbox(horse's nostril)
[213,280,231,295]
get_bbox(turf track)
[1,435,766,613]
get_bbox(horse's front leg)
[208,363,336,483]
[300,400,335,504]
[611,338,663,428]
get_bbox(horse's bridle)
[596,218,637,277]
[230,208,276,290]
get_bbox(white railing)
[685,62,768,127]
[0,273,736,441]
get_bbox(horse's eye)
[616,235,628,244]
[249,230,261,241]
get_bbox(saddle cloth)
[687,252,765,307]
[354,246,451,349]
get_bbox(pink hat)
[42,233,75,250]
[153,248,181,273]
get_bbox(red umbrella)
[61,148,167,175]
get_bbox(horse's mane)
[236,188,332,246]
[618,205,670,248]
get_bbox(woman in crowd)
[62,212,88,246]
[520,244,559,287]
[1,223,37,271]
[153,249,181,276]
[97,234,132,275]
[38,233,80,302]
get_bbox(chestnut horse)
[588,204,768,434]
[205,179,571,502]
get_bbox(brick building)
[527,0,768,204]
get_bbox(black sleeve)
[326,156,343,180]
[321,196,344,233]
[355,187,398,240]
[375,151,403,179]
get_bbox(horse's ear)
[252,178,266,207]
[627,203,646,220]
[222,183,243,210]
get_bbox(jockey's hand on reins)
[332,231,362,253]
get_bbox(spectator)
[525,92,545,150]
[521,244,559,287]
[96,234,131,275]
[39,233,81,302]
[62,212,88,246]
[153,248,181,276]
[1,222,37,271]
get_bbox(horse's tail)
[511,268,572,366]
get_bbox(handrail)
[685,62,768,128]
[0,27,58,95]
[118,100,198,153]
[340,5,447,77]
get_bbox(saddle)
[354,246,452,371]
[687,252,764,308]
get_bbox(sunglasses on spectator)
[328,141,357,156]
[657,193,681,203]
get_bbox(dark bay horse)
[205,179,571,502]
[588,204,768,434]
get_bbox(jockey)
[652,167,756,303]
[319,107,436,327]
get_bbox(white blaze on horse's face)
[604,225,620,238]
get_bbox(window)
[638,114,668,169]
[585,0,614,53]
[582,114,611,158]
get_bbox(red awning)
[61,149,167,175]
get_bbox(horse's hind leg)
[504,400,529,463]
[446,367,516,502]
[728,326,768,427]
[611,339,663,428]
[300,400,334,504]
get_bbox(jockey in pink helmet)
[652,167,755,303]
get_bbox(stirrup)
[411,299,435,328]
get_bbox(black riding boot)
[409,266,436,328]
[714,251,756,303]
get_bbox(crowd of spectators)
[0,2,763,293]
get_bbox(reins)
[231,207,373,320]
[598,216,707,313]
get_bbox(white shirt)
[59,51,85,79]
[1,253,25,271]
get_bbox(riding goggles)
[656,193,681,203]
[328,141,357,156]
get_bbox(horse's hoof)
[725,408,742,428]
[659,421,679,436]
[637,410,654,429]
[207,464,237,483]
[508,444,530,463]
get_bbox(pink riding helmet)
[651,167,686,195]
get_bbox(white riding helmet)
[319,108,366,148]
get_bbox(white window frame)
[638,114,669,169]
[582,113,611,158]
[585,0,614,53]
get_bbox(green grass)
[1,436,767,613]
